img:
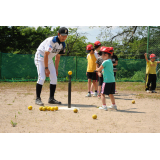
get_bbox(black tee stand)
[68,75,71,108]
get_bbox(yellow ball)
[73,108,78,113]
[44,106,48,110]
[92,114,97,119]
[54,106,58,111]
[42,107,46,111]
[51,107,55,111]
[68,71,72,75]
[132,100,135,104]
[28,106,32,110]
[39,106,43,111]
[47,107,51,111]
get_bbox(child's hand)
[98,72,102,77]
[144,53,147,56]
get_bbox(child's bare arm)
[144,53,149,62]
[96,65,104,72]
[157,61,160,64]
[96,63,99,69]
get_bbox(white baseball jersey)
[35,36,65,64]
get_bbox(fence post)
[75,56,77,80]
[147,26,150,54]
[0,52,2,79]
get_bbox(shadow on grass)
[61,104,97,108]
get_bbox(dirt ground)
[0,84,160,133]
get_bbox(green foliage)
[0,26,60,54]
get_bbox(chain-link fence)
[0,52,146,82]
[147,26,160,88]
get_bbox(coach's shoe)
[35,97,44,106]
[85,93,91,97]
[48,98,61,104]
[99,105,108,111]
[146,90,151,93]
[93,92,98,97]
[152,90,157,93]
[108,104,117,110]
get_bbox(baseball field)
[0,81,160,133]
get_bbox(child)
[86,44,98,97]
[90,41,101,96]
[144,53,160,93]
[95,47,117,110]
[96,46,106,98]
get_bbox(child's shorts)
[98,75,103,86]
[87,72,97,80]
[101,82,115,95]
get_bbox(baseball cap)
[100,47,112,54]
[109,47,114,52]
[59,27,68,36]
[98,46,106,56]
[94,41,101,47]
[150,54,156,59]
[86,44,94,53]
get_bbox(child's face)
[102,53,108,60]
[151,58,155,62]
[89,50,94,54]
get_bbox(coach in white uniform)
[34,27,68,105]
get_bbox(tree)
[65,27,88,57]
[90,26,148,58]
[0,26,60,54]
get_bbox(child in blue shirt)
[95,47,117,111]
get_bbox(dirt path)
[0,87,160,133]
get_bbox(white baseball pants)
[35,60,57,85]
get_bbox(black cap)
[59,27,68,36]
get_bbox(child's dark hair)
[94,46,100,50]
[102,52,111,57]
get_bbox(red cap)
[109,47,114,51]
[94,41,101,47]
[150,54,156,59]
[100,47,112,54]
[86,44,94,53]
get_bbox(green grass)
[10,120,17,127]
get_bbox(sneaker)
[146,90,151,93]
[91,91,94,95]
[115,90,118,94]
[152,90,157,93]
[99,105,108,111]
[48,98,61,104]
[86,93,91,97]
[108,104,117,110]
[98,94,101,99]
[93,92,98,97]
[35,97,44,106]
